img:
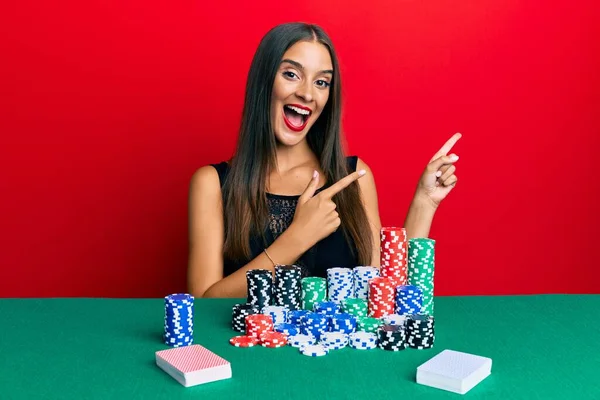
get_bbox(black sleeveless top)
[211,156,360,279]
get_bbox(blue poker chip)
[164,293,194,347]
[289,310,310,325]
[274,323,299,337]
[165,293,194,302]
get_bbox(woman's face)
[270,40,333,147]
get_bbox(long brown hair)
[222,22,373,266]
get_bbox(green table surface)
[1,295,599,400]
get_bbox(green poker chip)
[301,277,326,311]
[408,238,436,315]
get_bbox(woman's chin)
[275,127,309,146]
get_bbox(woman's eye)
[283,71,297,79]
[316,80,330,88]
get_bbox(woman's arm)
[403,193,437,239]
[404,133,462,239]
[356,157,437,255]
[186,166,310,298]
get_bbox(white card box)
[416,349,492,394]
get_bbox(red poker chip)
[230,335,259,347]
[261,341,287,348]
[259,331,287,343]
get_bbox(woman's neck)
[274,140,318,174]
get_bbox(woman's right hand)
[290,169,367,248]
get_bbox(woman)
[187,23,460,298]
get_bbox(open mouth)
[283,104,312,132]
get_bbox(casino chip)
[406,314,435,349]
[231,303,260,333]
[319,332,348,350]
[289,310,310,325]
[377,324,407,351]
[395,285,423,315]
[382,314,407,326]
[330,313,357,334]
[407,238,435,315]
[262,305,289,325]
[327,267,354,304]
[341,298,368,318]
[300,344,329,357]
[260,331,288,348]
[246,269,273,310]
[357,316,382,333]
[352,266,380,300]
[368,277,395,318]
[349,332,377,350]
[229,335,259,347]
[301,277,327,311]
[380,227,408,286]
[245,314,274,338]
[274,323,299,337]
[274,265,302,311]
[299,312,328,340]
[313,301,339,315]
[288,333,316,348]
[164,293,194,347]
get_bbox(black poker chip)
[246,269,273,310]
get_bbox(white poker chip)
[319,332,348,350]
[288,334,316,348]
[349,331,377,342]
[383,314,407,326]
[300,344,328,357]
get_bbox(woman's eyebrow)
[281,59,334,75]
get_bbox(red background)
[1,1,599,298]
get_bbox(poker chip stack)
[300,344,329,357]
[289,310,310,325]
[349,332,378,350]
[299,312,329,340]
[395,285,423,315]
[274,265,302,311]
[352,266,380,300]
[301,277,327,311]
[406,314,435,349]
[368,277,395,318]
[382,313,407,326]
[262,305,289,325]
[245,314,274,338]
[377,324,407,351]
[327,267,354,304]
[246,269,273,310]
[380,227,408,286]
[287,334,317,348]
[329,313,357,334]
[259,331,288,348]
[357,316,382,333]
[274,323,299,337]
[313,301,339,315]
[164,293,194,347]
[341,298,368,318]
[231,303,260,332]
[407,238,436,315]
[319,332,349,350]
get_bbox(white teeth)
[285,105,310,115]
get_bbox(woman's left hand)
[415,133,462,209]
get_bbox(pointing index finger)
[430,132,462,162]
[320,170,366,198]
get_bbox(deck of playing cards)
[155,344,232,387]
[416,349,492,394]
